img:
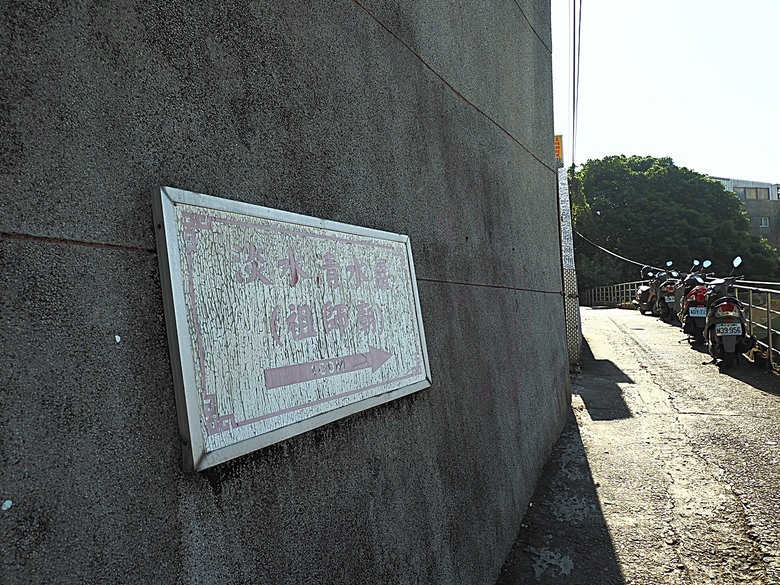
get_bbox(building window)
[734,187,770,200]
[748,187,770,199]
[759,217,770,228]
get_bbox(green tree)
[572,155,780,290]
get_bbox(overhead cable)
[573,229,648,268]
[570,0,582,168]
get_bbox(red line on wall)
[0,231,156,254]
[350,0,555,174]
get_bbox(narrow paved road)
[498,307,780,585]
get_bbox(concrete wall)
[743,200,780,248]
[713,178,780,248]
[1,1,570,583]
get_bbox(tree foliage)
[572,155,780,289]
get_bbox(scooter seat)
[709,296,743,308]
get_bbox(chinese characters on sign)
[554,134,563,162]
[230,244,388,344]
[153,187,431,471]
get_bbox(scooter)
[677,260,711,343]
[633,264,663,315]
[704,257,755,368]
[657,266,682,324]
[634,261,675,316]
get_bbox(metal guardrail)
[583,280,648,307]
[585,279,780,372]
[734,284,780,372]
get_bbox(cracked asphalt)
[497,307,780,584]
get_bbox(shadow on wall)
[572,340,633,420]
[495,410,625,584]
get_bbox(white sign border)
[152,186,431,471]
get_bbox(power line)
[570,0,582,168]
[573,229,649,269]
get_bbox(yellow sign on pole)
[554,135,563,160]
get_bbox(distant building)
[712,177,780,248]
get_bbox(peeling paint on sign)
[153,187,431,471]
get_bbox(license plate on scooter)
[664,296,675,303]
[689,307,707,317]
[715,323,741,336]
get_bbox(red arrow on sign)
[264,346,393,390]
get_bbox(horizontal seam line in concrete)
[351,0,555,175]
[417,276,562,295]
[0,231,156,255]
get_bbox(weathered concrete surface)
[498,308,780,584]
[1,2,568,583]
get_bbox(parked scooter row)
[633,257,755,368]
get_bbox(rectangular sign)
[557,168,575,270]
[554,134,563,160]
[152,187,431,471]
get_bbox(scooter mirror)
[733,256,742,268]
[666,260,673,267]
[703,260,712,269]
[693,260,700,266]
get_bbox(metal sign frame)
[152,186,431,471]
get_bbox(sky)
[551,0,780,184]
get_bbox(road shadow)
[714,351,780,397]
[679,337,709,355]
[680,339,780,396]
[572,340,633,420]
[496,409,625,584]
